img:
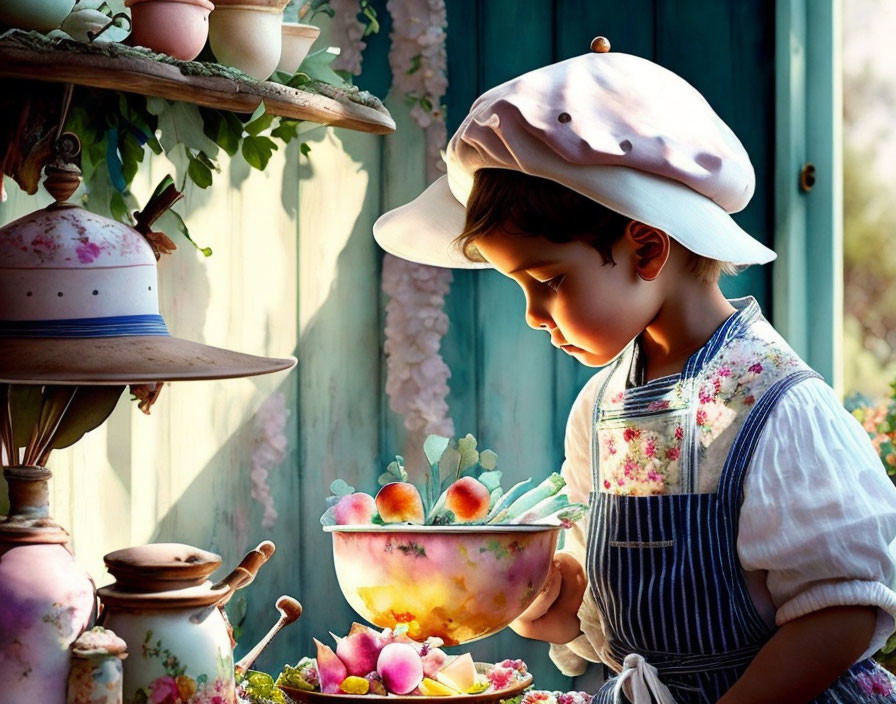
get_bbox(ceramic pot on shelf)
[124,0,214,61]
[209,0,290,80]
[277,22,320,75]
[0,466,96,704]
[97,541,291,704]
[0,0,75,31]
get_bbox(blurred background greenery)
[843,0,896,401]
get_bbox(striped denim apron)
[586,303,896,703]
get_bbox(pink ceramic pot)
[0,467,96,704]
[325,525,560,645]
[125,0,215,61]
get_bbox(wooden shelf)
[0,30,396,135]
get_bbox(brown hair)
[456,169,734,283]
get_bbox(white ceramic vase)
[277,22,320,75]
[209,0,290,80]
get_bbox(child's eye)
[542,275,566,292]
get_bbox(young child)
[372,43,896,703]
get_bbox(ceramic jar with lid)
[97,543,239,704]
[67,626,128,704]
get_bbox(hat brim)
[0,337,296,385]
[373,169,775,269]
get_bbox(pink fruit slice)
[375,482,425,524]
[445,477,491,522]
[436,652,476,693]
[421,646,449,678]
[336,626,384,676]
[377,642,424,694]
[333,492,377,525]
[314,638,348,694]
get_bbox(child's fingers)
[515,560,563,623]
[554,553,587,613]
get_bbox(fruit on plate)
[418,678,458,697]
[435,653,476,693]
[377,642,424,694]
[274,624,528,697]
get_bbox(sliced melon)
[419,678,459,696]
[436,653,477,693]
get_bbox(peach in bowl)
[324,524,561,646]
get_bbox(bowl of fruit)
[321,435,587,645]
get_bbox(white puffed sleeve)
[738,377,896,661]
[549,369,616,676]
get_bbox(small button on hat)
[0,183,295,385]
[373,42,775,269]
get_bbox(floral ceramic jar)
[97,544,239,704]
[0,466,96,704]
[68,627,128,704]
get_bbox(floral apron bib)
[587,299,896,703]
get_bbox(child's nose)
[525,298,553,330]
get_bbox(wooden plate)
[279,663,533,704]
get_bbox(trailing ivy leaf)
[119,130,145,186]
[146,97,219,157]
[200,108,243,157]
[300,142,312,157]
[271,119,301,144]
[187,152,213,189]
[287,72,313,88]
[157,209,213,257]
[247,101,267,124]
[300,48,345,86]
[110,191,129,222]
[245,110,275,137]
[361,3,379,35]
[241,135,277,170]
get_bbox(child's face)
[475,228,662,367]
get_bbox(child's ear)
[625,221,670,281]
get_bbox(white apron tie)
[613,653,677,704]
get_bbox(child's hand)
[509,552,586,644]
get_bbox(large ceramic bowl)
[325,525,560,645]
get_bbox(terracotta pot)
[208,0,290,80]
[0,0,75,31]
[277,22,320,75]
[124,0,214,61]
[0,466,96,704]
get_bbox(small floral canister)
[68,627,128,704]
